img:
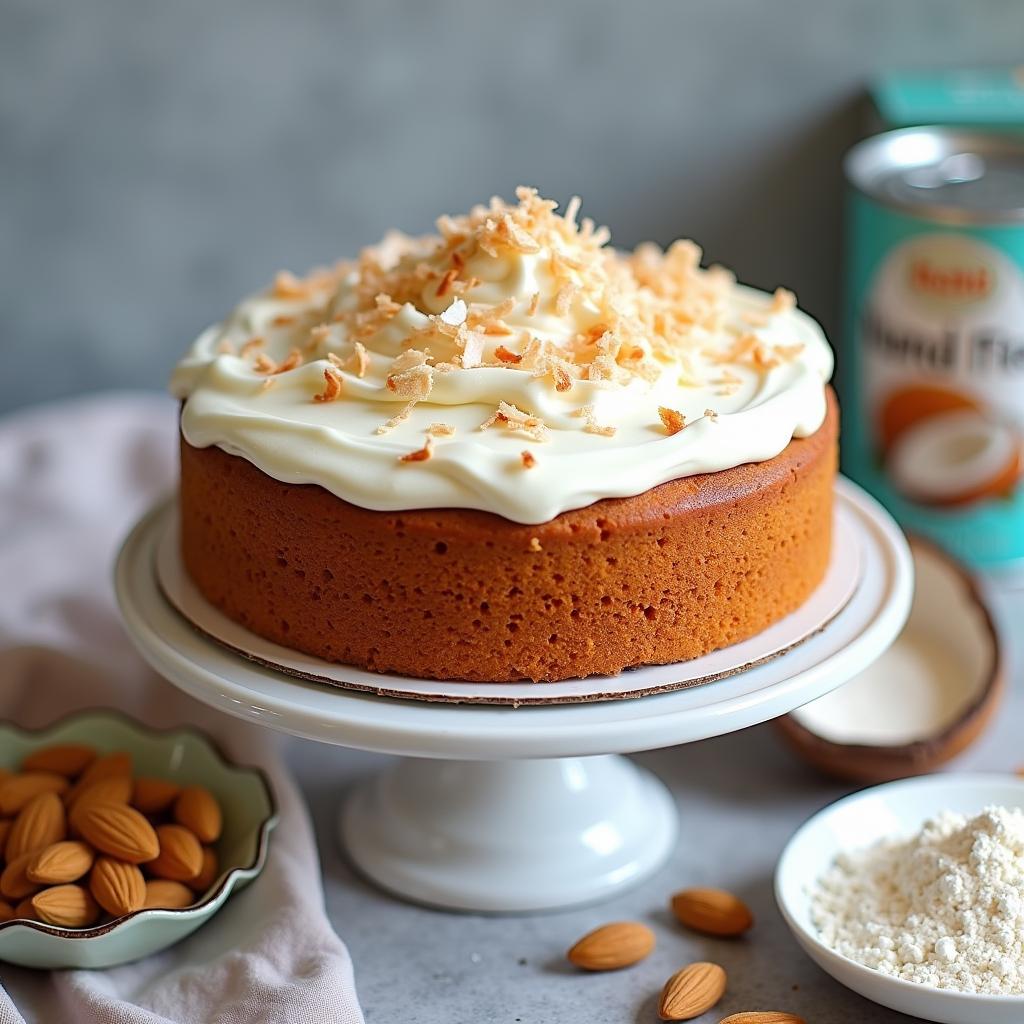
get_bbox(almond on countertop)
[671,888,754,938]
[659,962,727,1021]
[719,1014,806,1024]
[567,921,656,971]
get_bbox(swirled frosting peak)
[172,188,833,523]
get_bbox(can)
[842,127,1024,575]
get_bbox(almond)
[22,744,96,778]
[68,776,134,834]
[174,786,222,844]
[567,921,655,970]
[0,899,12,923]
[32,883,100,927]
[76,802,159,863]
[143,879,195,909]
[14,897,37,920]
[671,888,754,938]
[90,856,146,917]
[659,962,727,1021]
[6,792,66,862]
[132,776,181,815]
[0,852,41,900]
[148,824,203,882]
[0,772,69,815]
[719,1014,806,1024]
[65,751,132,806]
[188,847,219,893]
[27,841,94,885]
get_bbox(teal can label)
[842,128,1024,571]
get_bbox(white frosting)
[172,193,833,524]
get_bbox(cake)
[172,189,836,683]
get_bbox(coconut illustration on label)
[862,233,1024,508]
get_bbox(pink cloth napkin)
[0,393,365,1024]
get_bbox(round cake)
[173,188,836,682]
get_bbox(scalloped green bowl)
[0,710,277,969]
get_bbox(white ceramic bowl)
[775,773,1024,1024]
[0,711,278,969]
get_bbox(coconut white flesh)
[792,543,993,746]
[888,409,1019,504]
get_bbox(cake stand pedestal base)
[340,754,676,912]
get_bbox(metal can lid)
[845,126,1024,224]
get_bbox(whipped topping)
[172,188,833,524]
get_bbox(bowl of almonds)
[0,710,277,969]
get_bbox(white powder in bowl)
[810,806,1024,995]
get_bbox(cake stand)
[114,478,913,912]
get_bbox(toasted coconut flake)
[704,407,719,421]
[770,287,796,315]
[386,364,433,399]
[658,406,686,435]
[585,421,616,437]
[350,340,370,377]
[479,401,549,442]
[495,345,522,364]
[552,365,573,392]
[435,267,459,298]
[271,314,296,327]
[527,291,540,316]
[271,270,308,299]
[439,298,467,327]
[376,401,416,434]
[555,283,577,317]
[275,348,303,374]
[529,537,542,552]
[428,422,456,436]
[398,436,434,463]
[313,367,343,403]
[390,349,429,373]
[521,450,536,469]
[252,353,275,374]
[309,324,332,346]
[774,342,805,361]
[460,332,486,369]
[241,336,265,358]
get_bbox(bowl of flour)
[776,773,1024,1024]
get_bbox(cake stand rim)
[114,477,914,759]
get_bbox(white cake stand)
[115,478,912,912]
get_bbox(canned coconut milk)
[843,127,1024,573]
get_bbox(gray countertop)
[284,583,1023,1024]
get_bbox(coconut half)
[887,409,1021,507]
[776,537,1001,782]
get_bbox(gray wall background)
[2,0,1022,415]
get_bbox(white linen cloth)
[0,393,365,1024]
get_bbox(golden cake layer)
[179,390,837,683]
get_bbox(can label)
[842,195,1024,569]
